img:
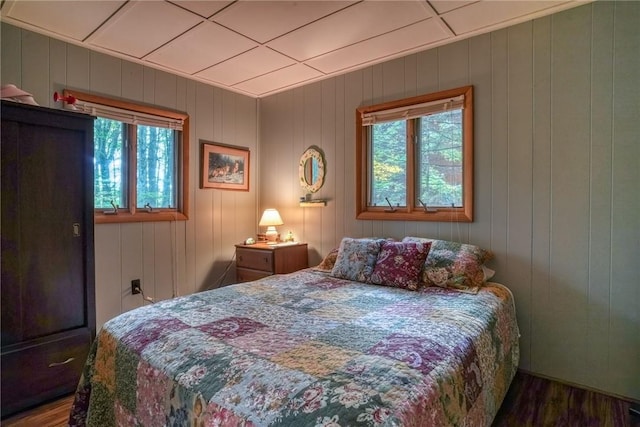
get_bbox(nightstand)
[235,243,309,283]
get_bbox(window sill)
[356,209,472,222]
[95,211,188,224]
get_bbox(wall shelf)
[299,201,326,207]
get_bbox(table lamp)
[259,208,283,243]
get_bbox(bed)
[69,237,519,426]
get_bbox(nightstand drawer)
[236,248,273,272]
[236,268,271,283]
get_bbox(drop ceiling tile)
[88,1,202,58]
[196,47,295,86]
[170,0,233,18]
[145,21,258,74]
[212,1,355,44]
[267,0,433,61]
[429,1,477,15]
[233,64,323,96]
[442,0,572,34]
[3,0,125,41]
[307,19,448,74]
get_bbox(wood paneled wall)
[1,24,258,330]
[259,2,639,400]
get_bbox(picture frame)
[200,140,250,191]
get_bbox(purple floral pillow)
[370,241,432,290]
[402,237,493,294]
[331,238,384,283]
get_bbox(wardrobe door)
[1,120,21,346]
[17,124,87,339]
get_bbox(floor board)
[494,372,640,427]
[2,395,73,427]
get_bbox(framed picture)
[200,141,250,191]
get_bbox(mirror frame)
[299,146,325,193]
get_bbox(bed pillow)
[482,265,496,282]
[313,247,339,272]
[402,237,493,294]
[331,237,384,282]
[370,241,432,291]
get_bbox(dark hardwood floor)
[494,372,639,427]
[3,372,639,426]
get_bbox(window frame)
[64,89,189,224]
[356,85,473,222]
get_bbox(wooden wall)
[1,24,258,330]
[259,2,639,400]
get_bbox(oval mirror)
[299,146,325,193]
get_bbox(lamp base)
[265,227,279,243]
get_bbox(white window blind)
[360,95,464,126]
[74,100,184,131]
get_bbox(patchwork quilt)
[69,269,519,426]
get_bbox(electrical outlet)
[131,279,141,295]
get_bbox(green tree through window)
[371,121,406,207]
[418,109,463,207]
[94,118,125,209]
[136,125,176,209]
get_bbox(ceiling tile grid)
[195,46,296,87]
[2,0,125,41]
[211,0,356,44]
[145,20,258,74]
[306,18,449,75]
[86,1,203,59]
[0,0,590,98]
[265,1,434,62]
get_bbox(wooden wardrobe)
[1,101,95,418]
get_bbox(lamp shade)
[259,209,283,227]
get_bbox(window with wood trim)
[63,90,189,224]
[356,85,473,222]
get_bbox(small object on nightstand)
[284,231,295,242]
[244,237,256,245]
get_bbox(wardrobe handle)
[49,357,75,368]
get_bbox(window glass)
[94,117,126,209]
[417,109,463,207]
[370,120,406,207]
[136,125,176,209]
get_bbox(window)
[64,90,189,223]
[356,85,473,222]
